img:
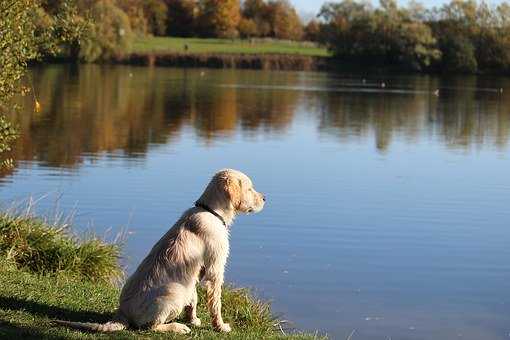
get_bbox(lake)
[1,64,510,340]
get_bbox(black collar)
[195,202,227,227]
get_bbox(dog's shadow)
[0,295,113,323]
[0,319,70,340]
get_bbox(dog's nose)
[262,194,266,202]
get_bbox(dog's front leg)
[205,278,230,332]
[203,256,230,333]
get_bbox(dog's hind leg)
[153,305,190,334]
[153,322,191,334]
[185,286,201,327]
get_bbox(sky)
[292,0,502,17]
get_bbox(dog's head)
[198,169,265,214]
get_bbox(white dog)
[56,169,265,334]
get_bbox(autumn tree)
[198,0,241,38]
[267,0,303,40]
[241,0,271,36]
[144,0,168,36]
[304,19,321,42]
[79,0,133,61]
[238,18,259,38]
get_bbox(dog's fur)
[55,169,265,334]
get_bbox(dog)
[55,169,265,334]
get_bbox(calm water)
[2,65,510,340]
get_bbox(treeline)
[28,0,510,73]
[316,0,510,72]
[124,0,304,40]
[33,0,306,62]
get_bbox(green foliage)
[434,30,478,72]
[318,0,510,73]
[78,0,134,62]
[0,213,122,283]
[0,1,38,109]
[319,0,440,71]
[0,0,83,169]
[0,116,18,169]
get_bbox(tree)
[166,0,197,37]
[0,0,83,168]
[241,0,271,36]
[238,18,259,38]
[144,0,168,36]
[198,0,241,38]
[78,0,133,62]
[267,0,303,40]
[319,0,440,70]
[304,19,321,42]
[242,0,267,18]
[428,0,510,72]
[116,0,148,36]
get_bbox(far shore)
[112,36,331,71]
[114,52,331,71]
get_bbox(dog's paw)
[174,323,191,334]
[216,322,231,333]
[190,317,202,327]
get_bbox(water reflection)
[5,65,510,173]
[3,65,510,340]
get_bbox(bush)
[79,0,133,62]
[0,213,122,283]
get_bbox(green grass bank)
[117,37,332,71]
[0,213,319,339]
[131,37,330,57]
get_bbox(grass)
[0,213,122,283]
[0,213,320,339]
[131,36,331,57]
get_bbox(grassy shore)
[131,37,331,57]
[0,213,318,339]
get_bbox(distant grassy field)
[131,37,331,57]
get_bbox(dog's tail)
[53,313,128,332]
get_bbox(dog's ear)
[224,177,242,210]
